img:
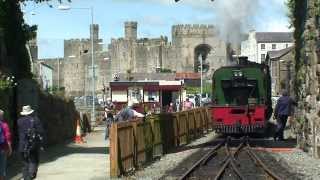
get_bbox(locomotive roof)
[218,63,267,70]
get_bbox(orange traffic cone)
[74,119,85,144]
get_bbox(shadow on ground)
[6,131,108,180]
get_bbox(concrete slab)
[8,126,110,180]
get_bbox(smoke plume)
[212,0,259,45]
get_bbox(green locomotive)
[211,56,272,133]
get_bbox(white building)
[241,30,293,63]
[36,62,53,91]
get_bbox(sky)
[22,0,291,59]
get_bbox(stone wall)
[38,92,78,145]
[292,0,320,158]
[16,79,78,145]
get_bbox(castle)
[40,22,229,98]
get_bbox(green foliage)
[286,0,307,100]
[0,75,17,90]
[185,82,211,95]
[0,0,71,79]
[159,68,172,73]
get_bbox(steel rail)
[178,140,225,180]
[245,144,282,180]
[214,138,245,180]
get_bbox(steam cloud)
[212,0,259,44]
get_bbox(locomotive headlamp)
[233,70,243,77]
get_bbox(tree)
[0,0,70,79]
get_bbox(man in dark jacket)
[273,90,297,141]
[17,105,45,180]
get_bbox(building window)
[272,44,276,49]
[261,44,265,50]
[261,54,266,61]
[148,91,157,102]
[286,44,289,48]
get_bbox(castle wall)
[169,24,227,74]
[109,23,228,77]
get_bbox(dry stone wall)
[294,0,320,158]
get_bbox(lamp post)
[58,5,96,125]
[200,55,203,107]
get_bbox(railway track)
[179,137,282,180]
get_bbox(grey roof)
[116,73,175,81]
[267,46,294,60]
[256,32,293,43]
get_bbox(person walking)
[273,90,297,141]
[18,105,45,180]
[104,98,115,139]
[0,110,12,180]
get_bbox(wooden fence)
[109,107,212,177]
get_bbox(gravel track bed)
[261,149,320,180]
[121,132,320,180]
[126,131,217,180]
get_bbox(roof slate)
[256,32,293,43]
[267,46,294,60]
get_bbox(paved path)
[8,126,110,180]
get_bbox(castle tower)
[124,21,137,40]
[90,24,99,40]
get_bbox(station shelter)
[109,80,184,113]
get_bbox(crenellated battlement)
[64,38,91,44]
[172,24,215,37]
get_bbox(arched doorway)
[194,44,212,73]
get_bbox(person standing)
[18,105,45,180]
[273,90,297,141]
[0,110,12,180]
[183,97,194,110]
[167,102,175,113]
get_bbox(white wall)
[39,64,53,90]
[143,91,160,102]
[112,90,127,102]
[257,42,294,63]
[241,31,257,62]
[241,31,294,63]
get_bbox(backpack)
[23,119,43,155]
[0,122,6,145]
[114,108,134,122]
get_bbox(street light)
[58,5,97,126]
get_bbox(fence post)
[110,123,119,177]
[132,120,138,167]
[174,113,180,147]
[193,109,200,137]
[205,108,211,131]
